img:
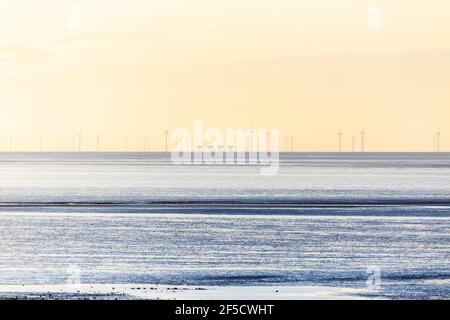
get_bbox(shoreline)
[0,284,372,300]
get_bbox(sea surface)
[0,152,449,299]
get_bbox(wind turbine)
[337,130,342,152]
[40,137,43,152]
[249,126,253,152]
[9,136,12,152]
[352,135,356,152]
[77,132,82,152]
[96,132,100,152]
[360,129,365,152]
[436,130,441,153]
[265,129,270,152]
[57,137,60,152]
[290,136,294,152]
[164,126,170,152]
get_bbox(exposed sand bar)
[0,284,371,300]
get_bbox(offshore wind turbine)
[360,129,365,152]
[164,126,170,152]
[96,132,100,152]
[77,132,82,152]
[290,136,294,152]
[436,130,441,152]
[265,129,270,152]
[249,123,259,153]
[337,130,342,152]
[249,126,253,152]
[352,135,356,152]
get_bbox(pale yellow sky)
[0,0,449,151]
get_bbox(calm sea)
[0,152,449,299]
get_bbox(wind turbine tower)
[290,136,294,152]
[164,127,170,152]
[249,127,253,152]
[436,130,441,153]
[96,133,100,152]
[360,129,365,152]
[337,130,342,152]
[77,132,82,152]
[352,136,356,152]
[265,130,270,152]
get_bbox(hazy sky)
[0,0,449,151]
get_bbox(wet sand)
[0,284,371,300]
